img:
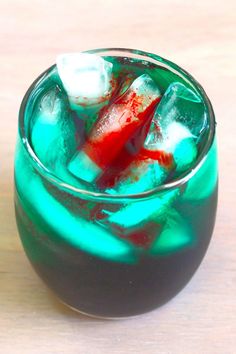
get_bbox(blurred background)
[0,1,235,353]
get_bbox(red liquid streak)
[96,116,155,189]
[96,146,135,189]
[138,148,174,169]
[97,144,173,190]
[83,92,161,170]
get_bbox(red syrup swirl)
[96,109,156,189]
[82,90,161,170]
[138,148,174,169]
[97,134,174,190]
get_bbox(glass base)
[60,299,145,320]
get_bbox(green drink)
[15,49,217,318]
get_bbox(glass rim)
[18,47,216,202]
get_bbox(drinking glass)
[14,48,218,318]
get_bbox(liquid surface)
[27,55,209,195]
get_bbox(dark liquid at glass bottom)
[15,187,217,318]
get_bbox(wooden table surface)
[0,1,235,353]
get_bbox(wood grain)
[0,1,235,353]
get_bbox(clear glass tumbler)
[14,49,218,318]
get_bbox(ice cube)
[149,210,195,255]
[56,53,114,108]
[133,81,204,184]
[107,162,166,195]
[30,87,86,189]
[153,81,207,137]
[105,151,169,195]
[68,74,161,183]
[154,121,198,173]
[146,82,201,174]
[101,189,179,231]
[31,87,75,165]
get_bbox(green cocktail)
[15,49,217,318]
